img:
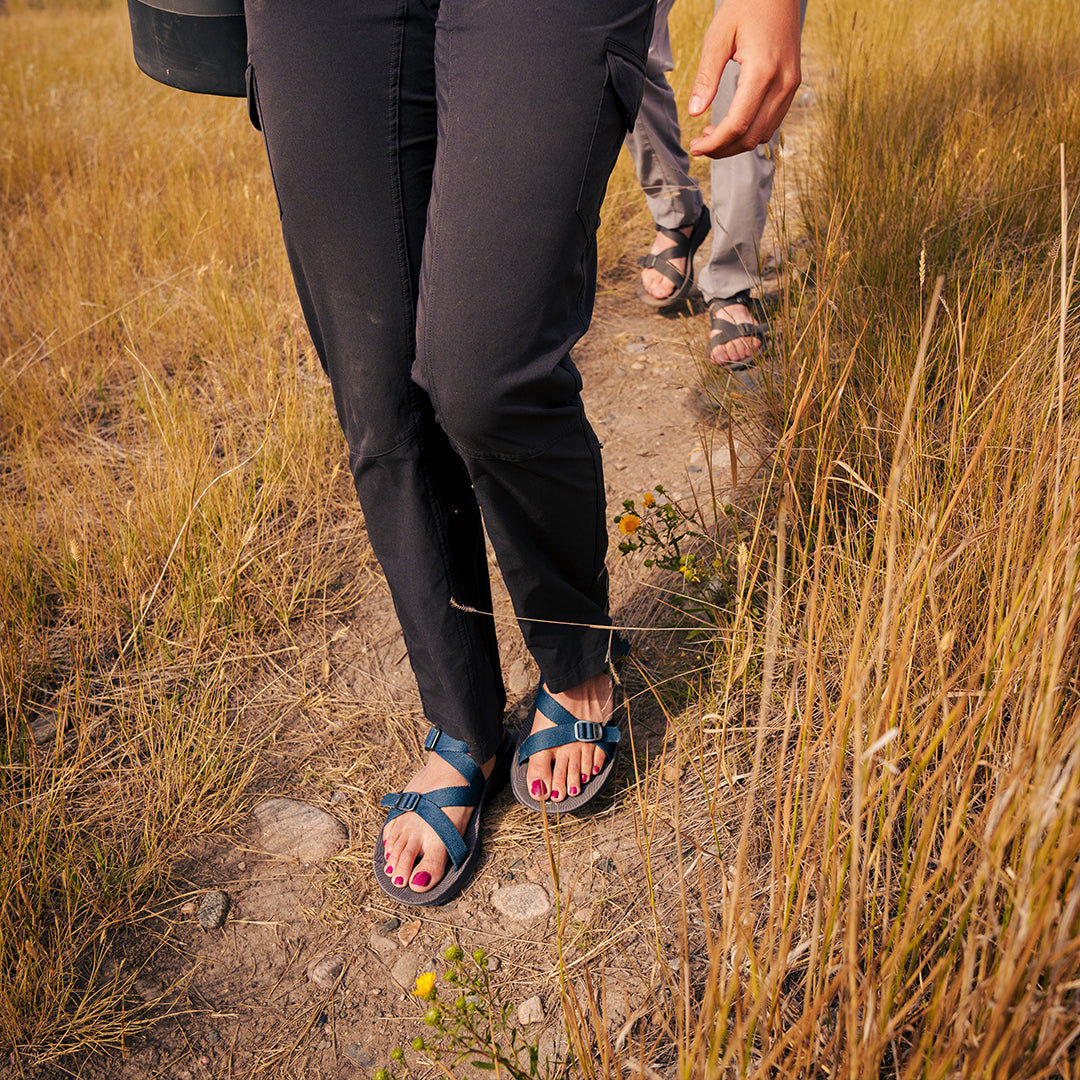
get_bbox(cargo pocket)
[575,42,646,234]
[245,64,262,131]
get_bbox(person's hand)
[687,0,802,159]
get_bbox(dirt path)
[93,78,820,1080]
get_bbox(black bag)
[127,0,247,98]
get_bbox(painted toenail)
[531,780,546,798]
[593,765,601,774]
[582,773,590,784]
[394,876,404,886]
[412,872,431,888]
[551,790,561,799]
[569,786,578,795]
[385,864,393,875]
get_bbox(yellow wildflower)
[642,492,656,508]
[414,971,436,1000]
[619,513,641,535]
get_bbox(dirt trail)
[89,77,821,1080]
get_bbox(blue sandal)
[375,727,511,907]
[510,681,623,816]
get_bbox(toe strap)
[379,727,486,871]
[516,686,621,765]
[380,788,469,870]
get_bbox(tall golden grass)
[1,2,370,1068]
[567,1,1080,1076]
[2,0,1079,1077]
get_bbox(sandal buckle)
[391,791,421,812]
[574,720,605,743]
[424,729,441,751]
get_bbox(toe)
[526,749,554,803]
[408,848,449,894]
[391,833,422,889]
[550,746,573,802]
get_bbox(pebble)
[306,954,345,990]
[517,995,544,1025]
[368,933,397,963]
[250,797,349,863]
[624,342,649,355]
[343,1044,375,1068]
[397,920,421,947]
[486,956,500,972]
[236,861,246,871]
[378,917,401,933]
[197,891,230,930]
[595,857,617,876]
[206,1031,220,1045]
[491,882,551,921]
[179,901,197,916]
[30,715,57,745]
[390,952,419,989]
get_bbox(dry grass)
[2,0,1080,1077]
[1,2,372,1069]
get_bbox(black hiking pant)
[245,0,653,760]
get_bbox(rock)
[206,1031,220,1045]
[368,933,397,963]
[517,995,544,1025]
[30,714,57,745]
[197,891,230,930]
[504,658,535,697]
[251,798,349,863]
[491,882,550,921]
[343,1044,375,1068]
[397,920,421,947]
[595,857,617,876]
[306,954,345,990]
[390,952,419,989]
[378,917,400,934]
[486,956,500,972]
[179,901,197,916]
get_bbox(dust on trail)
[85,78,820,1080]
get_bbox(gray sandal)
[708,292,770,370]
[636,206,711,312]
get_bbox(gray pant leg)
[622,0,703,231]
[697,0,809,302]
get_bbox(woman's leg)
[245,0,506,763]
[246,0,507,893]
[413,0,654,801]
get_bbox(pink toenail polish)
[581,773,590,784]
[394,876,405,887]
[412,871,431,888]
[552,790,561,799]
[531,779,546,798]
[593,765,601,774]
[385,864,393,875]
[569,786,578,795]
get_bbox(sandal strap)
[378,727,485,870]
[709,294,769,346]
[517,685,621,764]
[637,249,687,287]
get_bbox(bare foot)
[381,750,495,895]
[640,224,693,302]
[709,298,765,367]
[524,671,613,803]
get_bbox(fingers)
[687,0,802,160]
